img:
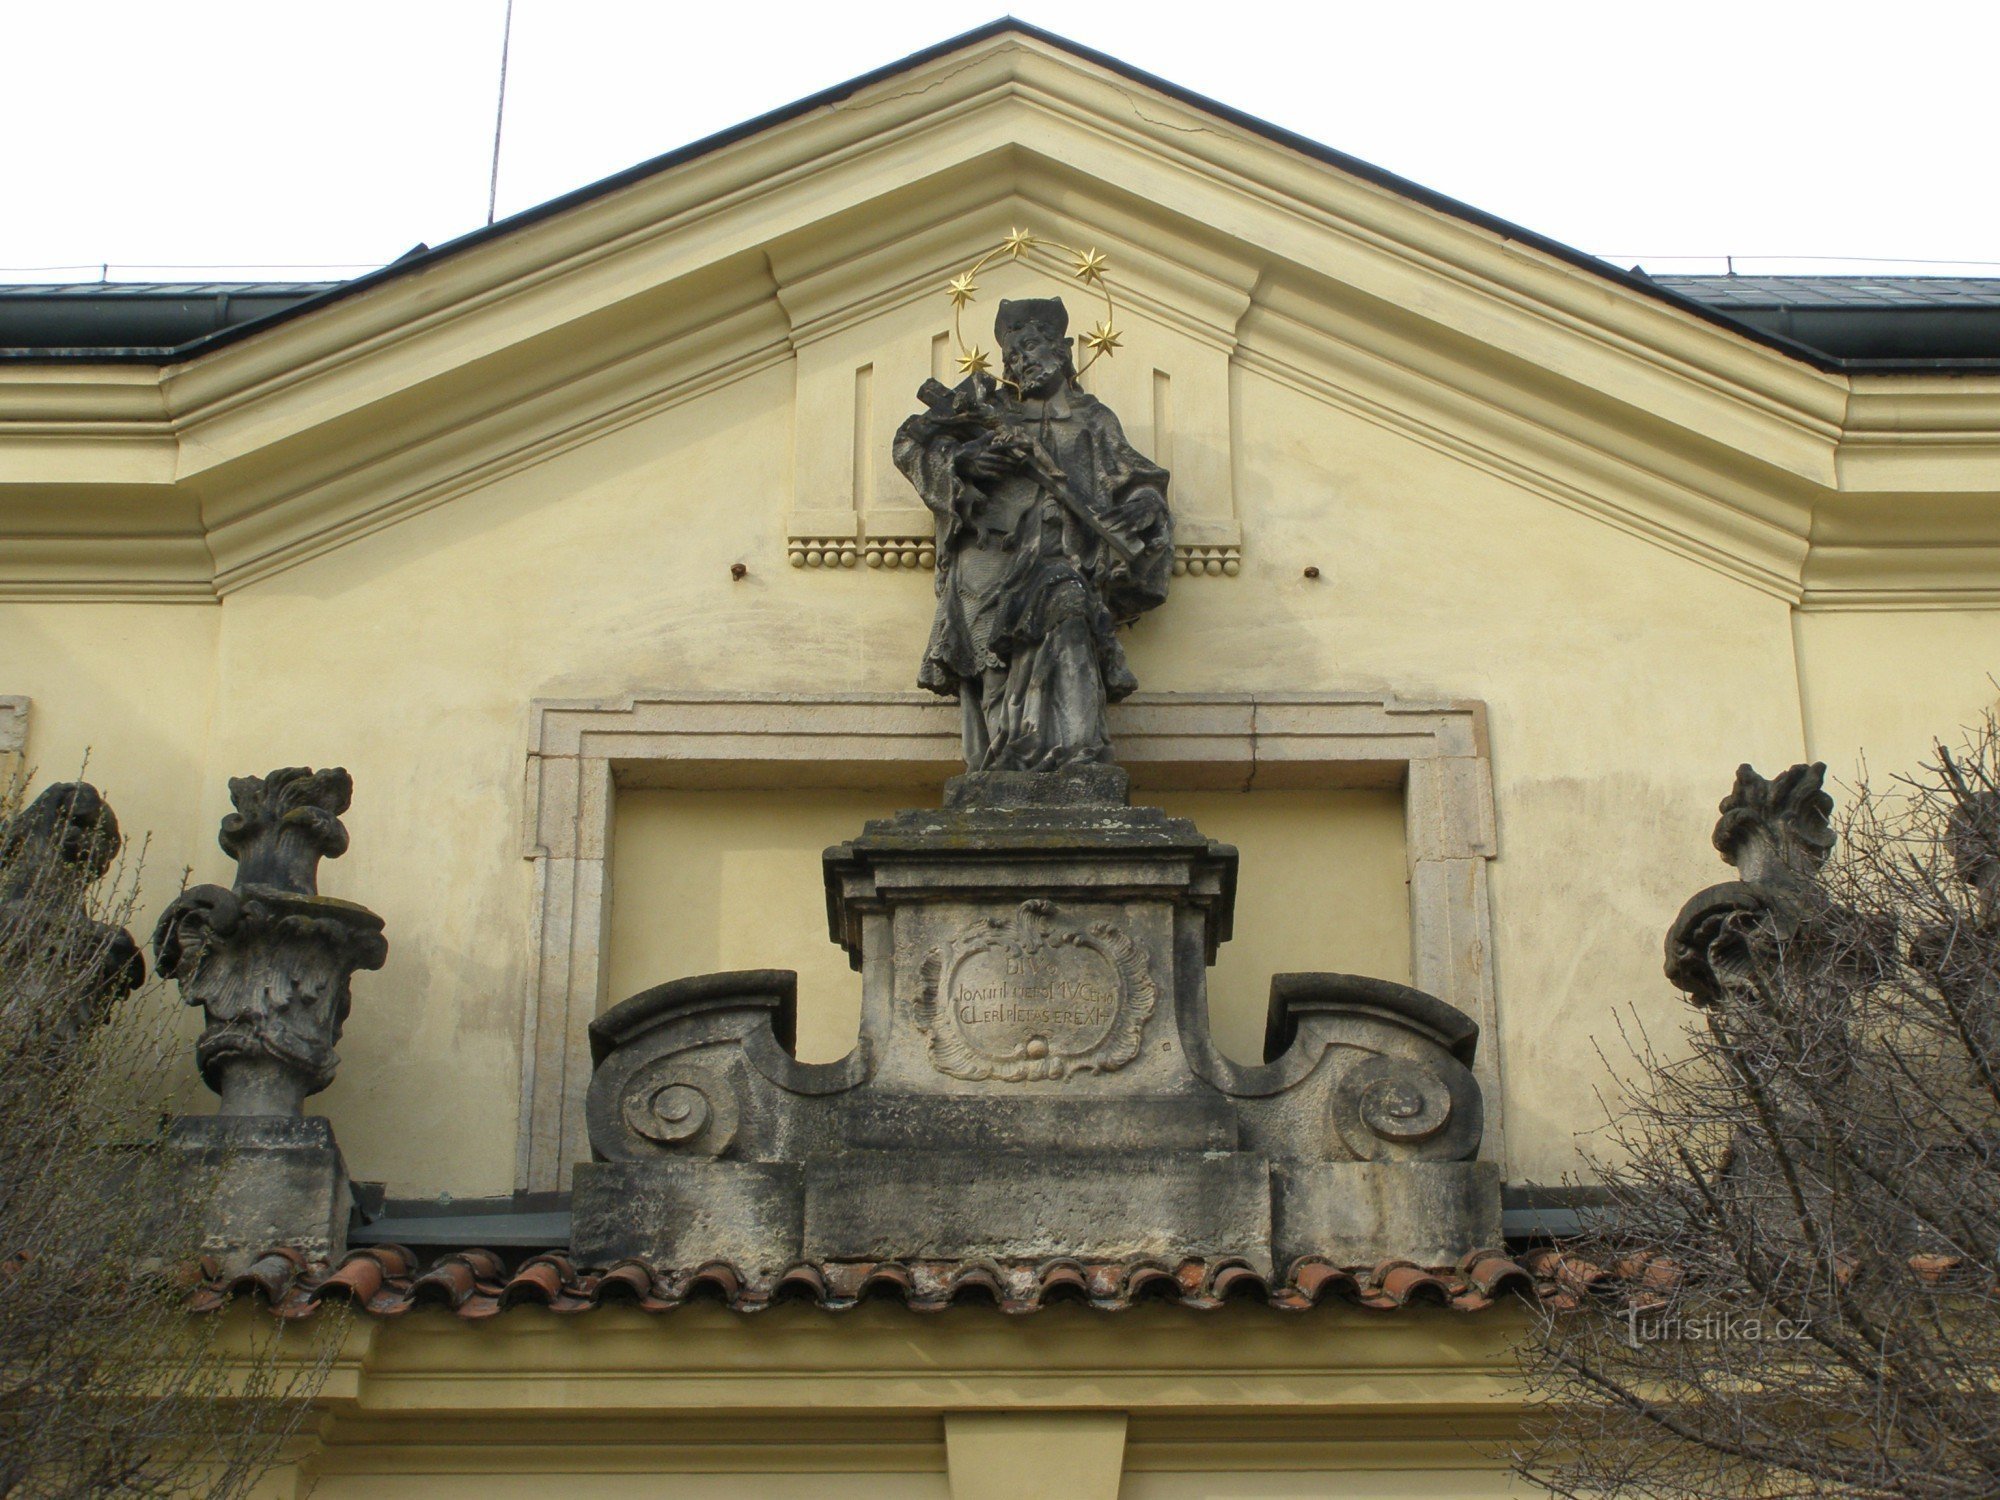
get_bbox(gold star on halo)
[955,345,992,377]
[1071,247,1108,283]
[947,272,979,309]
[1082,321,1123,358]
[1001,226,1037,258]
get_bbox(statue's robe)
[893,377,1173,771]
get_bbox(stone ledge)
[803,1151,1274,1270]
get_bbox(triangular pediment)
[2,22,1996,606]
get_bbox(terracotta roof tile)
[196,1246,1563,1319]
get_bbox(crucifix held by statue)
[893,296,1174,772]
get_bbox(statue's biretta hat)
[994,297,1068,345]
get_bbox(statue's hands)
[957,448,1010,482]
[956,434,1029,484]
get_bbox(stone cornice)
[226,1299,1531,1445]
[0,33,1994,607]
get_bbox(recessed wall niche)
[606,785,1410,1068]
[519,691,1498,1191]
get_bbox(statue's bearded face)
[1000,324,1071,397]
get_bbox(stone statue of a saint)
[894,297,1174,771]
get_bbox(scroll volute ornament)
[584,970,800,1164]
[1263,973,1486,1163]
[153,768,386,1118]
[1666,762,1835,1006]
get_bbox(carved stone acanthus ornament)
[1665,762,1837,1006]
[153,768,386,1118]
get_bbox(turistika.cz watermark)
[1624,1308,1813,1348]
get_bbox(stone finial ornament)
[215,766,353,892]
[0,782,144,1039]
[153,767,386,1118]
[1711,761,1836,887]
[1667,762,1834,1005]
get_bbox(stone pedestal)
[169,1115,350,1272]
[572,771,1501,1279]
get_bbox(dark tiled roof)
[1657,275,2000,309]
[0,281,342,299]
[0,281,344,353]
[1653,275,2000,361]
[194,1246,1558,1319]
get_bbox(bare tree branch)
[1519,728,2000,1499]
[0,770,341,1499]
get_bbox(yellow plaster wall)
[1207,369,1807,1182]
[229,1301,1531,1496]
[297,1471,1527,1498]
[1796,608,2000,779]
[309,1478,947,1498]
[0,601,220,910]
[202,362,802,1196]
[2,41,1994,1493]
[1,344,1820,1194]
[4,250,1990,1199]
[607,787,1409,1068]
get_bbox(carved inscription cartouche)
[914,898,1155,1082]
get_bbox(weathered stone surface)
[1233,972,1486,1165]
[168,1114,350,1273]
[804,1150,1273,1269]
[825,799,1237,966]
[576,754,1499,1273]
[1666,761,1834,1005]
[572,374,1496,1280]
[0,781,144,1043]
[572,1160,802,1275]
[912,897,1157,1083]
[154,767,386,1117]
[896,298,1173,773]
[583,969,807,1165]
[943,764,1130,810]
[157,768,388,1264]
[831,1092,1238,1154]
[1272,1161,1502,1268]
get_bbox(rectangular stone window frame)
[518,691,1500,1193]
[0,697,27,787]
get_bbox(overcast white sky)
[3,0,1995,284]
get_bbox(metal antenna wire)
[486,0,517,227]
